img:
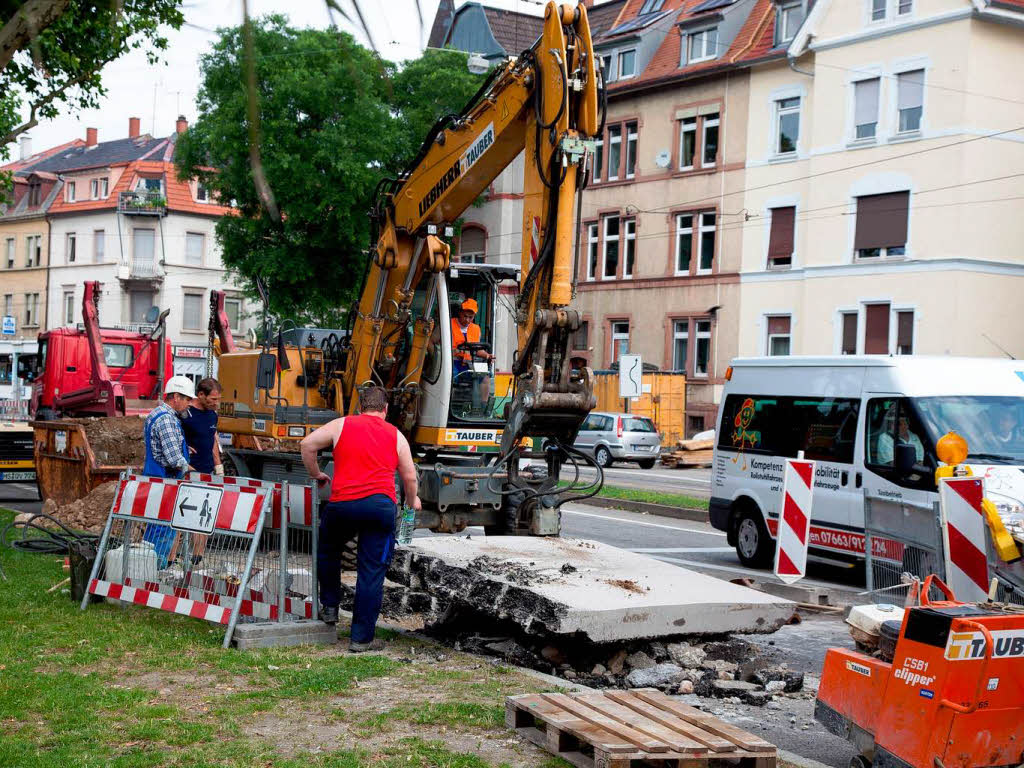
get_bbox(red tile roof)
[610,0,781,93]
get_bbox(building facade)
[737,0,1024,360]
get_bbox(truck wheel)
[340,535,358,571]
[485,490,527,536]
[35,408,57,422]
[594,445,613,468]
[637,459,656,469]
[734,503,774,569]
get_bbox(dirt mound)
[37,481,118,532]
[77,417,146,465]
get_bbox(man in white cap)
[143,375,196,479]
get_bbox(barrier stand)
[83,472,333,649]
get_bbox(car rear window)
[624,418,655,433]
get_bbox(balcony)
[118,190,166,216]
[117,258,163,285]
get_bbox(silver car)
[574,411,662,468]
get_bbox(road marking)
[563,508,727,537]
[631,546,736,554]
[650,554,851,592]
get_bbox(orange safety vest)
[451,319,481,362]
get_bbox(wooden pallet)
[506,688,776,768]
[661,449,713,468]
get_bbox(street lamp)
[467,52,490,75]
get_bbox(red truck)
[30,281,171,419]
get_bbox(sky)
[19,0,551,155]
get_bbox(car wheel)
[734,504,775,569]
[637,459,656,469]
[594,445,613,468]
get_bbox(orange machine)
[816,576,1024,768]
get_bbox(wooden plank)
[629,689,776,752]
[574,692,708,754]
[510,694,635,754]
[603,691,736,752]
[541,693,672,753]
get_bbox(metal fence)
[863,493,946,604]
[84,472,318,647]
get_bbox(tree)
[0,1,184,158]
[175,16,484,322]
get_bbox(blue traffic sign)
[1,315,14,336]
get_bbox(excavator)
[214,1,603,536]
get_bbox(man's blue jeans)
[317,494,395,644]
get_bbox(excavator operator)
[450,298,493,375]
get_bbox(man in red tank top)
[300,386,421,651]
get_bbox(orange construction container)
[30,420,130,505]
[593,372,686,447]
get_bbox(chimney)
[86,127,98,147]
[128,116,141,139]
[583,0,594,6]
[175,115,188,135]
[19,135,32,161]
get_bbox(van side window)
[718,394,859,463]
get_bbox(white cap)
[165,375,196,399]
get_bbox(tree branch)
[0,0,72,74]
[0,68,100,146]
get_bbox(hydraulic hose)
[1,512,100,555]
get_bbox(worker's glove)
[214,464,224,476]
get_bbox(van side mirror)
[255,352,277,390]
[894,442,917,474]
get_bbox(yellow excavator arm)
[343,2,600,458]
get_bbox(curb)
[582,495,709,522]
[778,748,837,768]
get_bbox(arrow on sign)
[179,499,197,514]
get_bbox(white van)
[710,356,1024,568]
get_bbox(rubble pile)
[32,481,118,532]
[77,417,146,465]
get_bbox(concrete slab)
[231,619,338,650]
[389,537,794,643]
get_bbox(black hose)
[1,512,100,555]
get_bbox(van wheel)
[595,446,613,468]
[734,504,775,569]
[637,459,656,469]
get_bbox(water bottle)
[397,505,416,545]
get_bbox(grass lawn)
[559,482,708,511]
[0,508,570,768]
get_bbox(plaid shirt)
[146,401,189,474]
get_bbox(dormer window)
[196,183,209,202]
[687,27,718,64]
[138,177,163,196]
[777,1,805,44]
[28,183,41,206]
[639,0,665,12]
[871,0,911,22]
[66,181,76,202]
[90,178,109,199]
[617,49,636,79]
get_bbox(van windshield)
[911,396,1024,464]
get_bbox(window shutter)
[767,207,795,263]
[460,227,485,255]
[767,316,790,335]
[864,304,890,354]
[841,313,858,354]
[854,192,909,250]
[854,78,880,126]
[897,70,924,111]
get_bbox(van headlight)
[988,493,1024,521]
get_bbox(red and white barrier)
[939,476,990,602]
[774,459,816,585]
[113,476,266,534]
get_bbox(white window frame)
[196,183,209,202]
[870,0,886,22]
[700,112,719,168]
[639,0,664,13]
[852,77,880,142]
[3,295,11,317]
[897,0,913,15]
[895,68,924,136]
[224,297,243,331]
[593,136,604,182]
[679,117,696,171]
[601,215,620,280]
[617,49,636,80]
[90,179,99,199]
[868,0,913,23]
[765,315,792,357]
[672,320,689,371]
[696,212,716,275]
[182,291,204,331]
[185,231,205,266]
[64,290,74,324]
[623,218,636,279]
[586,222,599,281]
[687,27,718,64]
[607,124,622,181]
[856,245,906,260]
[66,181,76,202]
[4,237,13,269]
[625,121,638,179]
[93,229,105,263]
[66,232,77,264]
[674,213,694,275]
[100,177,108,197]
[774,96,801,156]
[25,292,38,326]
[610,321,630,363]
[693,320,711,378]
[779,2,804,44]
[600,54,612,80]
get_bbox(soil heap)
[77,417,146,465]
[32,481,118,533]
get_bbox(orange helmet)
[461,298,478,313]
